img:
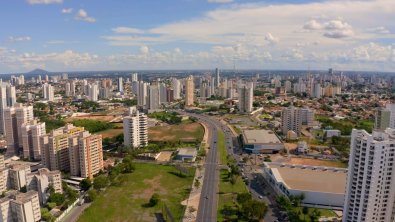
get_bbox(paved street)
[62,203,91,222]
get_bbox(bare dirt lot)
[148,123,204,142]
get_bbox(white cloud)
[303,20,322,30]
[207,0,233,3]
[112,27,144,34]
[7,36,31,43]
[27,0,62,4]
[140,46,150,54]
[265,33,279,44]
[367,26,390,34]
[75,9,96,23]
[61,8,73,14]
[323,29,354,39]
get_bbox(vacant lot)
[286,157,347,168]
[78,163,194,222]
[66,115,116,122]
[149,123,204,142]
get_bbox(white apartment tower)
[215,68,220,88]
[185,75,194,106]
[21,121,46,160]
[42,83,54,102]
[4,104,34,156]
[131,73,138,82]
[0,83,16,135]
[238,82,254,113]
[137,81,148,108]
[343,129,395,222]
[88,84,99,101]
[281,106,302,136]
[172,78,181,100]
[123,107,148,148]
[118,77,123,92]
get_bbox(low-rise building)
[241,129,284,153]
[263,162,346,209]
[297,141,309,153]
[324,129,341,138]
[175,148,197,162]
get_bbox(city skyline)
[1,0,395,73]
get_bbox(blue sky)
[0,0,394,73]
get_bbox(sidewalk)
[181,122,210,222]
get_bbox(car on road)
[258,195,263,199]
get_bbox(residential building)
[238,82,254,113]
[137,81,148,108]
[131,73,138,82]
[0,191,41,222]
[40,124,103,178]
[8,164,31,190]
[376,106,391,130]
[4,104,34,156]
[21,120,46,160]
[147,84,160,111]
[27,168,63,204]
[123,107,148,148]
[118,77,123,92]
[185,75,194,106]
[215,68,220,88]
[0,83,16,135]
[281,106,302,136]
[88,84,99,101]
[172,78,181,100]
[42,83,54,102]
[343,129,395,222]
[300,108,314,126]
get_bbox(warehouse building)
[241,129,284,153]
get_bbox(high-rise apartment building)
[137,81,148,108]
[238,82,254,113]
[88,84,99,101]
[42,83,54,102]
[21,120,46,160]
[4,104,34,156]
[123,107,148,148]
[185,75,194,106]
[40,124,103,179]
[215,68,220,88]
[281,106,302,136]
[343,129,395,222]
[375,108,391,130]
[0,83,16,135]
[147,85,160,111]
[131,73,138,82]
[172,78,181,100]
[118,77,123,92]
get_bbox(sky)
[0,0,395,73]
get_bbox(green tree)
[302,206,309,220]
[149,193,160,207]
[94,175,109,190]
[79,178,92,191]
[87,189,98,202]
[48,193,65,205]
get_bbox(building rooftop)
[177,148,197,156]
[242,129,282,144]
[269,164,346,194]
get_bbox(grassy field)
[78,163,194,222]
[218,131,227,165]
[295,207,337,221]
[217,169,248,222]
[148,122,204,142]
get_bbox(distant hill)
[26,68,50,75]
